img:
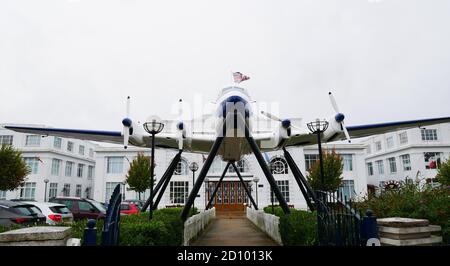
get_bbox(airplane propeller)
[328,92,351,143]
[260,111,302,131]
[176,99,185,150]
[121,96,133,149]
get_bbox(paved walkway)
[191,211,279,246]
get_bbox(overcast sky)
[1,0,449,134]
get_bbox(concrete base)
[0,226,72,246]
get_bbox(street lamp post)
[44,179,49,202]
[143,116,164,220]
[253,177,259,209]
[189,162,199,215]
[307,119,329,190]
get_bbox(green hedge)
[70,207,196,246]
[355,183,449,244]
[264,206,317,246]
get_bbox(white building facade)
[361,123,450,192]
[0,127,97,201]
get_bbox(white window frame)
[386,136,394,149]
[387,157,397,173]
[107,157,124,174]
[87,165,94,179]
[51,159,62,176]
[169,181,189,204]
[0,135,13,145]
[421,129,438,141]
[0,190,6,200]
[398,132,408,145]
[65,161,73,177]
[77,164,85,178]
[304,154,319,171]
[400,154,411,171]
[270,180,290,203]
[105,182,122,202]
[24,157,39,174]
[67,141,74,152]
[375,141,382,152]
[19,182,36,200]
[376,160,384,175]
[25,135,40,146]
[53,137,62,149]
[341,154,353,171]
[63,184,71,197]
[79,145,85,156]
[49,183,58,198]
[75,184,82,197]
[367,162,374,176]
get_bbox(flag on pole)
[233,72,250,83]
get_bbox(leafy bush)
[63,207,197,246]
[0,224,22,233]
[264,206,317,246]
[356,182,449,244]
[307,149,343,192]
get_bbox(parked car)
[49,197,106,220]
[22,201,73,225]
[120,203,140,215]
[122,200,146,211]
[0,200,46,227]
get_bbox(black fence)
[316,190,379,246]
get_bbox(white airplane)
[4,85,450,161]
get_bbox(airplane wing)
[2,125,182,150]
[284,116,450,147]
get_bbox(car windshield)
[13,205,41,216]
[87,200,107,213]
[50,206,71,214]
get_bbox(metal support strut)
[141,150,182,212]
[181,136,224,221]
[230,161,258,210]
[244,125,291,215]
[205,162,231,210]
[282,147,317,211]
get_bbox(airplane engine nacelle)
[323,115,344,140]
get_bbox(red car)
[120,203,139,215]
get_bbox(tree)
[125,153,151,200]
[0,144,30,191]
[436,158,450,186]
[307,149,343,192]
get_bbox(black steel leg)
[283,147,317,210]
[230,162,258,210]
[141,150,182,212]
[181,136,224,221]
[152,168,174,210]
[206,162,231,210]
[244,126,290,214]
[283,148,317,210]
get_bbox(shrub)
[306,149,343,192]
[66,207,197,246]
[356,182,449,244]
[264,206,317,246]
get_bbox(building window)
[25,135,40,146]
[304,154,319,171]
[367,162,374,176]
[65,161,73,177]
[49,183,58,198]
[76,185,82,197]
[105,182,122,202]
[424,152,442,169]
[79,145,85,156]
[19,182,36,200]
[398,132,408,145]
[0,135,13,145]
[375,141,382,152]
[229,159,250,173]
[421,129,438,141]
[170,181,189,204]
[338,180,355,200]
[77,164,85,177]
[53,137,62,149]
[0,190,6,200]
[63,184,71,197]
[270,157,288,174]
[67,141,74,152]
[270,180,290,203]
[376,160,384,175]
[400,154,411,171]
[51,159,62,176]
[85,187,92,199]
[174,158,188,175]
[89,148,94,158]
[386,136,394,149]
[341,154,353,171]
[107,157,124,174]
[387,157,397,173]
[23,158,39,174]
[87,166,94,179]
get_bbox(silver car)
[23,202,73,225]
